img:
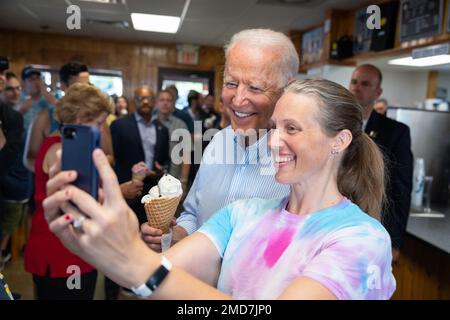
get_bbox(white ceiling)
[0,0,362,47]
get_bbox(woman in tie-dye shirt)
[196,79,395,299]
[45,78,395,300]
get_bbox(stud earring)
[331,149,339,155]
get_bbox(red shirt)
[24,135,95,278]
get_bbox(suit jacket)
[365,111,413,249]
[172,108,193,132]
[110,113,170,224]
[0,102,31,202]
[0,102,23,177]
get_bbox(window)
[31,65,123,98]
[89,70,123,97]
[158,68,214,110]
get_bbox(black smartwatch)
[131,256,172,298]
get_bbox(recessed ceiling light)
[131,13,180,34]
[388,55,450,67]
[79,0,126,4]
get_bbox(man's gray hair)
[224,29,299,88]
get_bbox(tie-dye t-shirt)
[198,197,396,300]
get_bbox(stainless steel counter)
[406,207,450,254]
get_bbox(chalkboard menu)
[353,6,373,54]
[400,0,443,43]
[301,26,324,65]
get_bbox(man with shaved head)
[108,84,170,300]
[349,64,413,263]
[110,85,170,225]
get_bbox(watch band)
[131,255,172,298]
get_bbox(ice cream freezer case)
[387,107,450,209]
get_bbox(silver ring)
[72,216,86,230]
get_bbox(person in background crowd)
[0,272,14,300]
[110,85,170,225]
[16,66,57,132]
[165,85,192,130]
[23,62,114,172]
[43,79,396,300]
[24,83,109,300]
[106,95,130,127]
[0,97,24,300]
[141,28,295,251]
[349,64,413,263]
[154,89,190,194]
[0,75,5,96]
[107,87,166,300]
[58,62,90,92]
[374,98,388,116]
[0,57,10,95]
[0,75,32,270]
[217,96,230,130]
[182,90,204,133]
[0,99,24,271]
[198,92,205,110]
[1,72,21,109]
[115,95,130,117]
[202,94,221,130]
[182,90,205,187]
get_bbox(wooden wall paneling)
[0,29,225,107]
[391,234,450,299]
[324,9,354,59]
[288,30,303,73]
[426,71,439,99]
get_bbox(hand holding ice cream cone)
[131,161,149,183]
[141,174,182,234]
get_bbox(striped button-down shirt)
[177,127,290,234]
[152,114,188,179]
[134,112,156,170]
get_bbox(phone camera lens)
[64,128,77,139]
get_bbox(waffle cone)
[144,195,182,234]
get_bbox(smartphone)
[62,124,100,200]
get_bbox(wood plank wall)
[392,234,450,299]
[0,29,225,109]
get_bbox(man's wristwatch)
[131,256,172,298]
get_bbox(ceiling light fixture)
[131,13,180,33]
[388,55,450,67]
[389,43,450,67]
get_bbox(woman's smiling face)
[269,92,336,185]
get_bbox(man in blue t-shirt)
[16,66,56,132]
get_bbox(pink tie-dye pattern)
[263,227,296,268]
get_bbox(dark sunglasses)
[5,85,22,92]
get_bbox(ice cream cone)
[144,195,182,234]
[132,172,146,183]
[131,162,149,183]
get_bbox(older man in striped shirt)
[141,29,299,251]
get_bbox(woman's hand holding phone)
[61,125,100,200]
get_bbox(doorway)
[158,68,214,110]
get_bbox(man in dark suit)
[109,85,170,300]
[110,85,170,225]
[349,64,413,263]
